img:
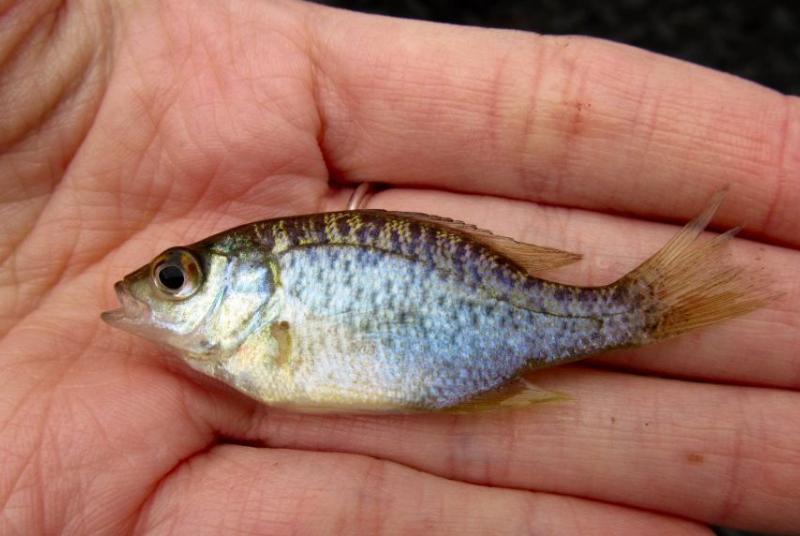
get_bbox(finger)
[307,4,800,245]
[134,444,710,535]
[325,187,800,389]
[211,368,800,535]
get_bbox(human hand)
[1,1,798,533]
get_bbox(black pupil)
[158,265,185,291]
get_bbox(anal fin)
[443,378,569,414]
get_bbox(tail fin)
[620,190,771,342]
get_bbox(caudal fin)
[620,190,772,342]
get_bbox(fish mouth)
[101,281,151,328]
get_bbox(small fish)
[102,193,768,413]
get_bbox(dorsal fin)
[387,211,582,274]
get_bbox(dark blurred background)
[317,0,799,95]
[314,4,797,536]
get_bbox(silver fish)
[102,193,767,413]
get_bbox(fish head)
[102,244,276,359]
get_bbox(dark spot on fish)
[389,229,401,250]
[407,221,421,241]
[610,416,616,424]
[554,286,571,302]
[525,279,542,293]
[416,224,431,246]
[368,224,381,240]
[471,310,481,327]
[337,217,351,238]
[310,215,327,241]
[355,248,368,264]
[449,308,462,323]
[496,267,513,287]
[469,263,480,282]
[255,224,275,248]
[421,239,438,261]
[611,285,629,302]
[356,225,369,243]
[452,241,466,265]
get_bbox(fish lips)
[101,281,151,330]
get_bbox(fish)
[102,192,768,413]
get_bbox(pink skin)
[1,0,799,534]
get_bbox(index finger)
[306,4,800,245]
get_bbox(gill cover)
[103,246,276,360]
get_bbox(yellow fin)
[389,211,582,274]
[443,378,569,414]
[620,189,774,341]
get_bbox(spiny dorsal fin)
[387,211,582,274]
[443,378,569,414]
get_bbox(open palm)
[1,1,798,534]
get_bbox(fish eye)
[151,249,202,299]
[157,264,184,290]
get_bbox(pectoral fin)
[387,211,582,274]
[443,378,569,414]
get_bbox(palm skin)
[1,0,799,534]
